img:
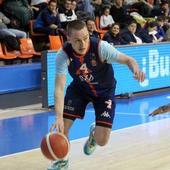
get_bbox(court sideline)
[0,90,170,170]
[0,118,170,170]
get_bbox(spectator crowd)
[0,0,170,65]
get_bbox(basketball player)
[48,20,145,170]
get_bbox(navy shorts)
[63,85,115,128]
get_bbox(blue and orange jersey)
[63,38,116,97]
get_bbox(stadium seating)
[95,16,107,34]
[0,43,18,59]
[19,38,41,58]
[49,35,63,50]
[29,20,46,38]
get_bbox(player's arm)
[50,49,68,133]
[55,75,66,132]
[117,53,145,82]
[99,40,145,82]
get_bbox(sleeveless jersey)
[63,37,116,97]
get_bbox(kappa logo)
[101,111,111,118]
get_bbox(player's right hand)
[50,116,64,134]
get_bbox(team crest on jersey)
[91,59,97,66]
[91,53,97,66]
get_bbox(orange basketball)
[40,132,69,160]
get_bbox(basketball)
[40,132,69,160]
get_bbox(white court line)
[0,104,45,114]
[1,117,170,159]
[0,148,40,159]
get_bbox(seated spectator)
[163,16,170,32]
[103,23,127,45]
[30,0,49,18]
[100,6,115,30]
[0,31,21,51]
[126,0,153,17]
[58,0,77,29]
[102,0,113,7]
[71,0,77,12]
[164,26,170,41]
[121,19,143,45]
[3,0,33,28]
[0,11,27,38]
[151,1,170,17]
[110,0,128,29]
[33,0,61,35]
[86,17,100,39]
[91,0,102,16]
[139,21,161,43]
[74,1,94,22]
[155,16,166,41]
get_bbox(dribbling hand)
[50,116,64,133]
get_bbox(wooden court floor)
[1,118,170,170]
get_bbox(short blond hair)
[66,20,87,36]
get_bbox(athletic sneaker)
[47,159,69,170]
[84,123,97,155]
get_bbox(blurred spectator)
[151,1,170,17]
[30,0,49,18]
[164,26,170,40]
[58,0,77,29]
[110,0,128,29]
[155,16,166,41]
[86,17,100,38]
[0,31,21,51]
[75,0,95,21]
[33,0,61,35]
[100,6,115,30]
[91,0,102,16]
[127,0,153,17]
[121,19,143,45]
[0,11,27,38]
[163,16,170,32]
[3,0,33,28]
[71,0,77,11]
[102,0,113,7]
[139,21,161,43]
[103,23,127,45]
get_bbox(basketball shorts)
[63,85,115,128]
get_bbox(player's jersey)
[63,38,116,97]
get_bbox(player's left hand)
[133,70,145,82]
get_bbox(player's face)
[68,27,90,55]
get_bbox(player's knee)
[94,126,111,146]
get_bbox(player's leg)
[84,95,115,155]
[94,125,111,146]
[63,118,74,139]
[48,85,89,169]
